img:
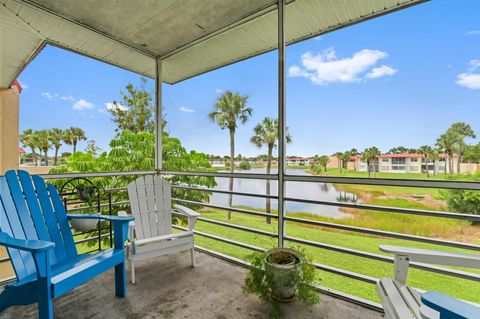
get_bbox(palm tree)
[64,127,87,154]
[340,151,351,172]
[36,130,51,166]
[209,91,253,219]
[418,145,433,177]
[437,131,457,174]
[349,148,359,171]
[49,128,64,166]
[448,122,476,173]
[318,155,329,172]
[333,152,343,172]
[363,147,380,178]
[20,129,38,166]
[250,117,291,224]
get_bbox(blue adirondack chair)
[0,170,134,319]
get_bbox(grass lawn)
[194,208,480,304]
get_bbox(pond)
[210,168,358,219]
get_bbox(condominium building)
[353,153,458,174]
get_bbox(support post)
[155,58,163,171]
[277,0,286,248]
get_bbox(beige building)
[0,81,20,175]
[353,153,461,174]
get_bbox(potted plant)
[69,185,98,232]
[243,247,319,318]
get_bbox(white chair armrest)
[174,205,200,218]
[380,245,480,268]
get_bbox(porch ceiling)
[0,0,427,87]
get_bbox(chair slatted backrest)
[0,170,77,280]
[127,175,172,240]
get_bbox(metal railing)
[1,169,479,312]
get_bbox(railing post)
[277,0,286,248]
[155,57,163,172]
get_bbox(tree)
[340,151,351,171]
[36,130,51,166]
[64,127,87,154]
[250,117,292,223]
[437,131,457,174]
[209,90,253,218]
[333,152,343,172]
[448,122,476,173]
[349,148,359,171]
[85,140,102,157]
[418,145,433,177]
[462,143,480,163]
[363,147,380,178]
[107,78,155,133]
[387,146,408,154]
[318,156,329,172]
[20,129,38,166]
[49,128,64,166]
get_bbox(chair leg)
[191,248,195,267]
[38,277,53,319]
[115,261,127,297]
[131,255,136,284]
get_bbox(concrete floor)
[1,252,383,319]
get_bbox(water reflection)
[210,168,357,218]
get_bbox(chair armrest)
[173,205,199,230]
[421,291,480,319]
[174,205,200,218]
[67,214,134,224]
[0,231,55,252]
[380,245,480,268]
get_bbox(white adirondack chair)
[121,175,199,284]
[377,245,480,319]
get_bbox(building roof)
[378,153,423,158]
[18,147,26,154]
[0,0,427,87]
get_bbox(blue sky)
[18,0,480,157]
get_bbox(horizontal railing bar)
[196,216,277,238]
[0,257,10,264]
[285,174,480,191]
[74,233,110,245]
[194,246,383,313]
[312,262,378,285]
[285,236,480,282]
[173,225,266,252]
[285,216,480,251]
[159,170,276,180]
[38,170,156,180]
[284,197,480,222]
[172,198,278,219]
[68,200,129,212]
[171,185,278,199]
[72,227,112,237]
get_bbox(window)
[409,166,419,171]
[410,158,418,162]
[392,157,406,164]
[392,165,406,171]
[382,158,389,162]
[381,166,390,171]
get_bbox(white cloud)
[41,92,59,100]
[288,48,395,85]
[455,59,480,90]
[105,102,127,111]
[456,73,480,90]
[215,88,224,94]
[366,65,398,79]
[465,30,480,36]
[41,92,77,101]
[19,81,28,89]
[73,99,95,110]
[180,106,195,113]
[60,95,75,101]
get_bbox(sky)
[17,0,480,158]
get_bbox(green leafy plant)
[243,247,319,318]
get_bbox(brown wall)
[22,166,56,175]
[0,86,20,174]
